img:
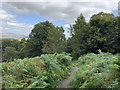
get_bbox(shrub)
[70,52,120,88]
[2,53,73,88]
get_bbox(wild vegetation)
[2,53,72,88]
[70,50,120,88]
[1,12,120,88]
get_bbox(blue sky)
[7,10,69,27]
[1,1,119,38]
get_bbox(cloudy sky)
[0,0,119,38]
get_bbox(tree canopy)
[2,12,120,61]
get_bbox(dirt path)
[56,64,79,88]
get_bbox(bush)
[2,53,73,88]
[70,52,120,88]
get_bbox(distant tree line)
[1,12,120,61]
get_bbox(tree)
[42,26,66,54]
[86,26,101,53]
[89,12,120,54]
[18,38,27,59]
[25,21,55,57]
[2,46,18,62]
[2,39,20,51]
[69,13,89,58]
[2,39,11,51]
[2,39,20,61]
[65,38,73,53]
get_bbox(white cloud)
[0,9,33,35]
[2,20,34,35]
[3,0,119,23]
[2,0,120,2]
[6,21,34,28]
[0,10,34,35]
[1,0,119,37]
[0,10,14,20]
[7,21,20,26]
[64,24,70,28]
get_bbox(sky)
[0,0,120,38]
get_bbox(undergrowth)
[70,50,120,88]
[2,52,73,88]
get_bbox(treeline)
[67,12,120,58]
[1,12,120,61]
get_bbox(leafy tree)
[86,26,100,53]
[25,21,55,57]
[65,38,73,53]
[69,13,89,58]
[2,46,18,62]
[42,26,66,54]
[2,39,20,61]
[2,39,11,51]
[18,38,27,58]
[2,39,20,51]
[68,12,120,58]
[89,12,120,54]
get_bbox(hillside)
[0,33,28,40]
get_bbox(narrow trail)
[56,63,79,88]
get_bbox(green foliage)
[2,12,119,60]
[2,58,47,88]
[42,26,66,54]
[68,12,120,58]
[2,53,73,88]
[1,12,120,88]
[25,21,54,57]
[18,38,27,59]
[89,12,120,54]
[65,38,73,53]
[2,39,27,61]
[39,52,72,87]
[55,52,72,66]
[2,46,19,62]
[2,39,20,51]
[69,13,89,58]
[70,51,120,88]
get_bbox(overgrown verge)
[2,52,73,88]
[70,50,120,88]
